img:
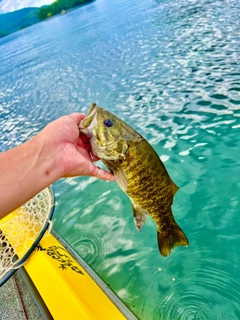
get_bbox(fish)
[79,103,189,257]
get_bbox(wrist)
[30,133,63,185]
[0,133,62,218]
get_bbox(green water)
[0,0,240,318]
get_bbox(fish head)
[79,103,142,160]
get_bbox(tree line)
[38,0,91,21]
[0,0,93,39]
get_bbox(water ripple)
[159,252,240,319]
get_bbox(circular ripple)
[159,253,240,320]
[71,224,113,272]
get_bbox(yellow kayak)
[24,230,137,319]
[0,187,137,319]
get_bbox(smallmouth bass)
[79,104,189,257]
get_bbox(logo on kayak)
[36,244,84,275]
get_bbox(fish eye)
[104,119,113,127]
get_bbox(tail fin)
[157,226,189,257]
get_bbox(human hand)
[37,113,115,181]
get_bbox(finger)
[91,166,116,181]
[89,151,99,162]
[70,113,86,125]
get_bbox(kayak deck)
[23,230,137,320]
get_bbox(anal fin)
[132,203,147,231]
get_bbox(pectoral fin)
[115,167,128,192]
[132,203,147,231]
[103,160,128,191]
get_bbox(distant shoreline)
[38,0,94,22]
[0,0,94,39]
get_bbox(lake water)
[1,0,240,318]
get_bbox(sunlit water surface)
[1,0,240,318]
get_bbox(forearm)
[0,135,61,219]
[0,113,115,219]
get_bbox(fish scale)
[121,140,174,218]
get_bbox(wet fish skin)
[80,104,189,257]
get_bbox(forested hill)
[0,7,40,38]
[0,0,93,39]
[38,0,93,21]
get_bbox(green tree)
[38,8,49,21]
[37,0,92,21]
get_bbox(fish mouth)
[79,103,98,138]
